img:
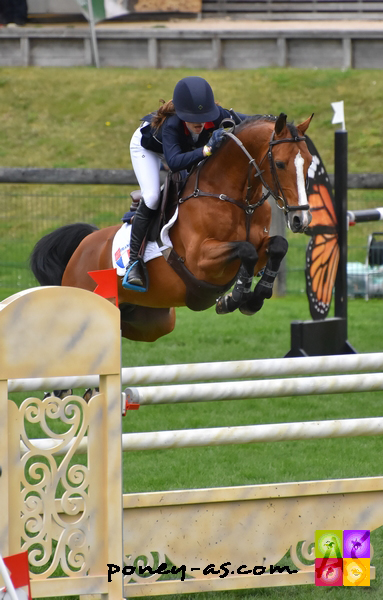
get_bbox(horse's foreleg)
[240,236,288,316]
[215,241,258,314]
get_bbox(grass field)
[1,66,383,297]
[120,297,383,600]
[1,66,383,599]
[1,67,383,173]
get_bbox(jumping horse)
[31,113,313,342]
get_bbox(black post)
[285,128,356,357]
[334,130,348,319]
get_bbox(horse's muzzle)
[287,209,312,233]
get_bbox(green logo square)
[315,530,343,558]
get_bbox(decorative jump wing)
[305,136,339,320]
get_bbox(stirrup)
[122,260,148,292]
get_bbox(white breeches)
[130,125,162,210]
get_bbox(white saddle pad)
[112,207,178,277]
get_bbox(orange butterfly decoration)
[304,137,339,320]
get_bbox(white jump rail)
[8,351,383,392]
[16,352,383,462]
[125,371,383,405]
[24,416,383,457]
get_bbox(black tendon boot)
[122,200,156,291]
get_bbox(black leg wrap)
[255,266,279,299]
[231,265,253,303]
[240,236,288,316]
[216,264,254,315]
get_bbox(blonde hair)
[151,99,176,131]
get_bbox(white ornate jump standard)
[0,287,123,599]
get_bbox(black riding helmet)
[173,76,220,123]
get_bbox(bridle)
[178,125,310,239]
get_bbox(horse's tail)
[30,223,99,286]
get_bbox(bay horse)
[31,113,313,343]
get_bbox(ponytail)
[151,99,176,131]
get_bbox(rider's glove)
[204,128,225,156]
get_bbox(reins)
[178,124,310,240]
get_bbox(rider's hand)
[204,128,225,156]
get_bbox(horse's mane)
[236,114,300,138]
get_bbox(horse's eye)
[275,161,285,169]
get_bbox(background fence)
[1,170,383,300]
[0,186,129,295]
[25,0,383,20]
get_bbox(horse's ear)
[274,113,288,136]
[297,113,314,135]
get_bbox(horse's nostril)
[292,215,301,229]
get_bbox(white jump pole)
[125,371,383,406]
[120,416,383,451]
[22,416,383,456]
[8,352,383,392]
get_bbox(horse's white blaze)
[294,150,307,206]
[291,150,310,230]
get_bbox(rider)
[123,75,249,291]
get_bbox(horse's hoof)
[83,387,99,402]
[240,296,264,316]
[216,294,231,315]
[239,306,256,316]
[83,388,93,402]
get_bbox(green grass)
[1,66,383,599]
[0,67,382,173]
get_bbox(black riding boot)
[122,200,155,290]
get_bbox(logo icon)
[315,530,370,586]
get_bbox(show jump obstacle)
[1,287,383,598]
[0,287,124,599]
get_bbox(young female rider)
[123,76,249,291]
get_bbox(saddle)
[125,171,185,239]
[148,170,185,243]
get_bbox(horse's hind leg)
[240,236,288,316]
[216,241,258,314]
